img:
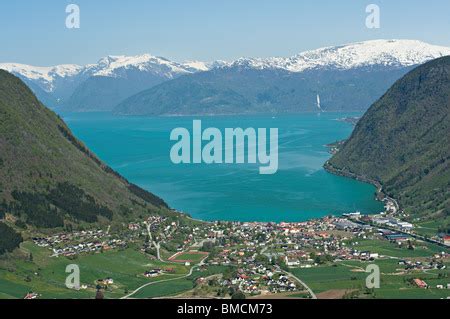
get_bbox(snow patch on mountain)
[89,54,198,78]
[0,63,83,91]
[0,54,207,93]
[2,40,450,93]
[182,60,210,72]
[228,40,450,72]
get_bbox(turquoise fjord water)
[61,112,383,222]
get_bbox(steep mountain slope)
[115,40,450,115]
[0,70,169,251]
[328,56,450,219]
[63,72,168,112]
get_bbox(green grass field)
[352,239,445,258]
[169,251,208,263]
[291,263,367,294]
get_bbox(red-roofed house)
[443,235,450,246]
[413,279,428,289]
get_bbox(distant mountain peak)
[0,63,83,92]
[87,53,193,78]
[0,54,207,93]
[2,39,450,111]
[228,39,450,72]
[2,39,449,92]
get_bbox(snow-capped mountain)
[226,40,450,72]
[0,54,206,94]
[0,63,83,92]
[3,39,450,92]
[1,39,449,112]
[0,54,211,110]
[86,54,207,78]
[114,40,450,116]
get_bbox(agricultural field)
[0,241,190,299]
[131,266,235,299]
[415,217,450,237]
[291,259,450,299]
[350,239,445,258]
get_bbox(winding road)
[121,253,207,299]
[120,264,198,299]
[282,270,317,299]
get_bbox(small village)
[27,198,450,299]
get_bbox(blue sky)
[0,0,449,66]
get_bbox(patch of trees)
[47,182,113,222]
[11,191,64,228]
[14,219,27,229]
[128,183,168,208]
[309,252,334,265]
[0,200,6,219]
[200,241,216,252]
[0,222,23,255]
[9,182,114,228]
[438,224,450,234]
[231,291,246,299]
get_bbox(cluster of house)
[266,275,297,293]
[32,229,127,257]
[399,258,446,271]
[52,238,127,257]
[129,215,168,233]
[54,238,126,257]
[217,266,298,295]
[196,218,382,269]
[32,215,176,258]
[32,229,107,248]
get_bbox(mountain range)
[2,40,450,114]
[0,55,209,111]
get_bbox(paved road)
[144,221,162,261]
